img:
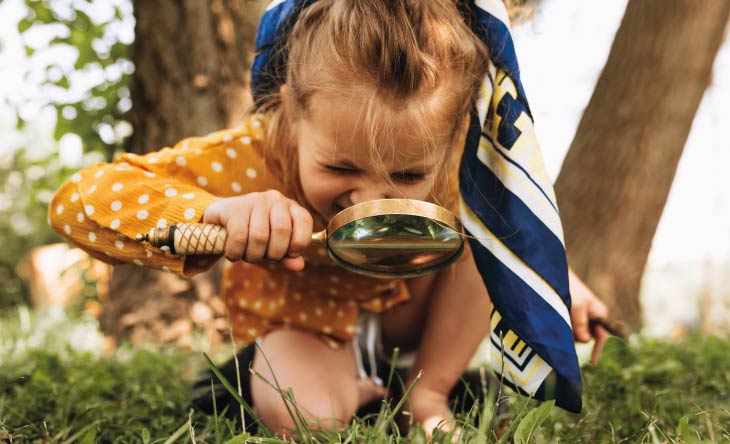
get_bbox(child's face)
[294,93,449,221]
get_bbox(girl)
[49,0,608,436]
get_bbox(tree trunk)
[554,0,730,331]
[101,0,265,346]
[130,0,263,151]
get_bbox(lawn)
[1,307,729,443]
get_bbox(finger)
[223,208,251,261]
[245,203,270,262]
[281,256,305,271]
[571,303,591,343]
[288,204,313,257]
[590,325,610,365]
[202,199,226,225]
[588,297,609,320]
[266,201,293,260]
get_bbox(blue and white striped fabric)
[251,0,582,413]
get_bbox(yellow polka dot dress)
[49,115,410,347]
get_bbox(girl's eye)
[391,172,425,184]
[325,165,358,175]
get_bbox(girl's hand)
[568,268,610,365]
[203,190,313,271]
[407,386,454,438]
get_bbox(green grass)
[1,307,729,443]
[540,336,730,443]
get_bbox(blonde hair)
[255,0,489,212]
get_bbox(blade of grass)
[495,400,531,444]
[211,379,221,444]
[202,353,259,425]
[226,311,246,430]
[188,410,198,444]
[161,421,189,444]
[58,422,99,444]
[376,370,422,434]
[249,367,313,442]
[384,347,400,393]
[473,367,495,443]
[248,357,314,442]
[513,400,554,444]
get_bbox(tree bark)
[130,0,263,152]
[101,0,265,345]
[554,0,730,330]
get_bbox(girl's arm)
[405,250,491,431]
[48,115,281,277]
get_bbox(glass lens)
[327,214,463,278]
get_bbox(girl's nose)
[349,182,391,205]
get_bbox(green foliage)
[533,336,730,443]
[16,0,134,158]
[0,0,133,306]
[3,308,730,443]
[0,308,541,444]
[0,307,236,443]
[513,400,554,444]
[0,152,73,307]
[0,148,109,308]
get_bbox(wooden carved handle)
[137,223,226,255]
[136,223,326,255]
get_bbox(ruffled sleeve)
[48,115,282,277]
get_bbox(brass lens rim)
[326,198,462,235]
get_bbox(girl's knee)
[255,393,357,434]
[251,330,361,433]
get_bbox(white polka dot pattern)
[47,115,396,349]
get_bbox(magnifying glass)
[136,198,464,278]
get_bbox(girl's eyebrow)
[317,153,359,169]
[400,159,439,172]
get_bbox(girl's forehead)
[303,92,453,160]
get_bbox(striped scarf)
[251,0,582,413]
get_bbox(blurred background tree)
[101,0,266,343]
[0,0,268,345]
[555,0,730,330]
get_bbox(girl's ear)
[279,83,300,141]
[279,83,297,124]
[279,83,293,106]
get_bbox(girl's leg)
[380,273,438,354]
[251,329,384,435]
